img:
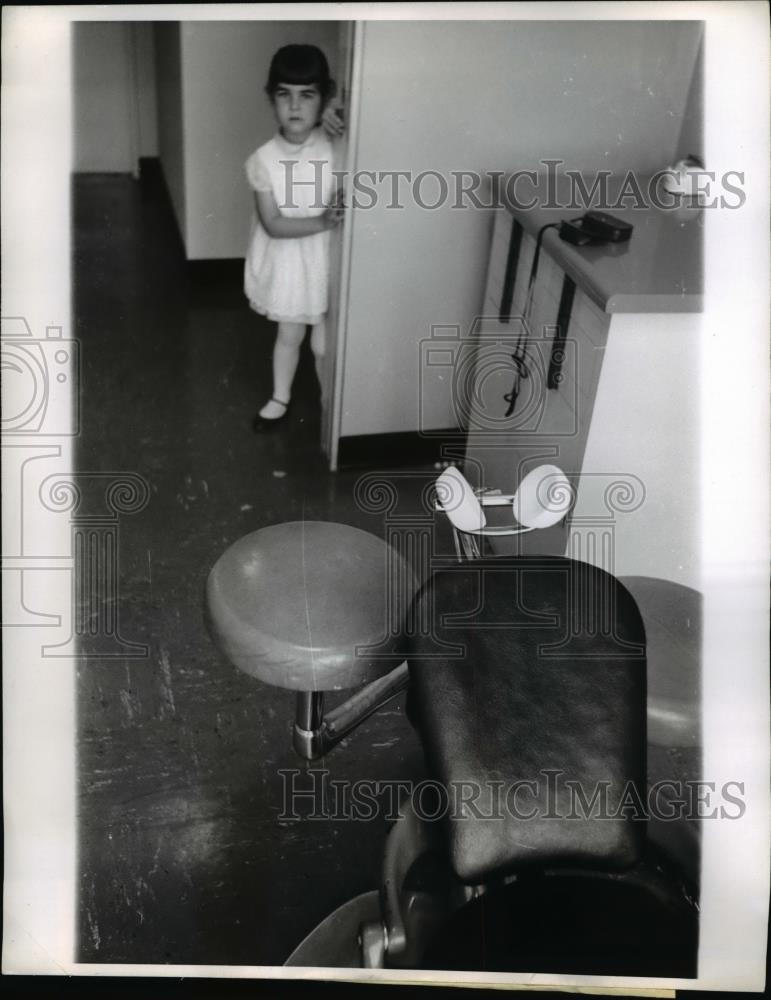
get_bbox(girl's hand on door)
[323,200,344,229]
[321,101,345,139]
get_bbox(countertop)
[501,173,704,313]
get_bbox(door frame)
[322,20,364,470]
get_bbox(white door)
[323,21,360,469]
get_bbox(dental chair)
[207,464,699,974]
[283,466,699,974]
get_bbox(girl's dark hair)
[265,45,335,104]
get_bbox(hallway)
[74,170,428,965]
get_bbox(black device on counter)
[559,211,633,246]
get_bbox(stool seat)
[206,521,414,691]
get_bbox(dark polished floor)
[74,172,431,965]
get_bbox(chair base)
[284,892,381,968]
[289,799,699,975]
[417,855,698,977]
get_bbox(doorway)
[73,18,352,465]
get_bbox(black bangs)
[266,44,334,101]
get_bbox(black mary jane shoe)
[252,398,291,433]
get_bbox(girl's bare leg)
[310,319,327,404]
[259,321,306,419]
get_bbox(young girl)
[244,44,344,432]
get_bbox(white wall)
[73,22,135,172]
[339,20,704,437]
[134,22,158,158]
[153,21,339,260]
[73,22,158,172]
[676,30,704,162]
[155,23,186,240]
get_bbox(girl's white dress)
[244,128,335,326]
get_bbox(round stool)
[619,575,702,889]
[619,576,701,749]
[206,521,417,756]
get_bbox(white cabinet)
[569,311,701,590]
[465,209,609,557]
[465,204,701,590]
